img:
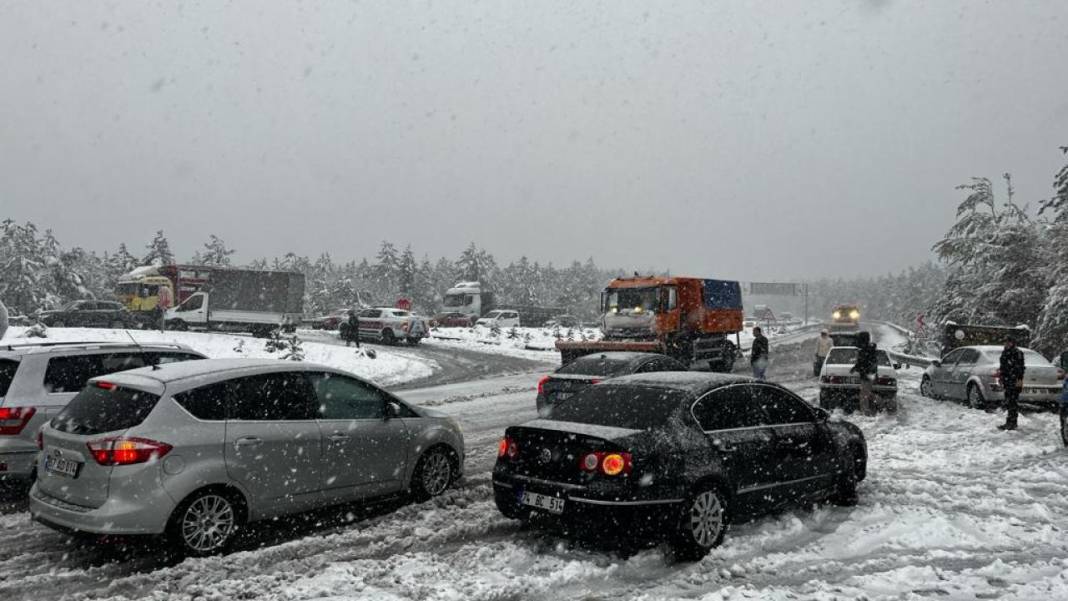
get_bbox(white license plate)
[520,491,565,514]
[44,454,80,478]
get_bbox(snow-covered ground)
[2,326,435,387]
[2,326,1066,600]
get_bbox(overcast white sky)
[1,1,1066,280]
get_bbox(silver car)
[29,358,464,555]
[1,341,205,486]
[920,345,1062,409]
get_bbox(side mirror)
[931,360,941,368]
[385,401,401,419]
[813,407,830,422]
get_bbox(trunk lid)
[38,427,113,508]
[504,421,640,485]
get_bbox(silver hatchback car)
[29,358,464,555]
[921,345,1062,409]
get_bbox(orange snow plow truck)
[557,276,744,372]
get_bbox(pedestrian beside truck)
[998,337,1026,431]
[751,326,769,381]
[851,331,878,415]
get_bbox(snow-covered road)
[2,327,1066,600]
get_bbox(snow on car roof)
[603,371,753,394]
[104,357,332,385]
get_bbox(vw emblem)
[538,448,553,464]
[51,448,62,458]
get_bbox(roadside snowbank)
[1,327,435,386]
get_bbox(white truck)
[165,269,305,337]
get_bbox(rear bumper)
[0,447,38,480]
[29,482,176,536]
[819,384,897,397]
[491,472,684,534]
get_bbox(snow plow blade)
[556,340,663,366]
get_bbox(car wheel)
[830,449,860,507]
[381,329,396,345]
[168,490,242,557]
[669,484,727,561]
[407,337,421,346]
[920,376,933,398]
[410,447,456,501]
[1060,411,1068,448]
[967,384,987,411]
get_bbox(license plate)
[554,392,572,402]
[520,491,565,514]
[44,454,80,478]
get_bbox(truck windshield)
[443,294,467,308]
[605,288,659,313]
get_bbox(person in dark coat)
[751,326,769,381]
[998,338,1026,431]
[851,331,879,415]
[341,309,360,348]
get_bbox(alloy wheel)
[968,386,984,409]
[689,490,724,548]
[181,494,236,553]
[421,452,452,496]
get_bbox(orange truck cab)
[557,276,743,371]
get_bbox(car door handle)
[233,437,262,448]
[328,433,350,442]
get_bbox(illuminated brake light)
[537,376,550,396]
[87,437,172,466]
[95,381,117,390]
[578,451,632,476]
[0,407,37,435]
[498,436,519,460]
[589,379,602,385]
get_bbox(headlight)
[832,311,842,319]
[849,310,860,320]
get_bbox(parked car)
[357,308,428,345]
[536,352,687,416]
[308,308,352,331]
[38,300,137,329]
[475,310,520,329]
[0,341,205,486]
[818,346,899,412]
[30,358,464,555]
[430,312,476,328]
[493,372,867,560]
[920,345,1063,409]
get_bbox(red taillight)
[589,379,602,385]
[537,376,550,396]
[0,406,37,435]
[498,436,519,460]
[87,437,172,466]
[578,451,632,476]
[95,381,117,390]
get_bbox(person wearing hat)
[998,337,1026,430]
[814,329,833,377]
[751,326,769,381]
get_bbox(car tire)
[167,320,188,332]
[381,329,396,345]
[967,384,987,411]
[407,337,421,346]
[410,446,456,501]
[1060,410,1068,448]
[920,376,934,399]
[167,489,243,557]
[669,484,727,562]
[830,449,860,507]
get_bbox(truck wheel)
[167,320,188,332]
[381,329,396,345]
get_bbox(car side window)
[173,382,227,421]
[228,372,316,421]
[360,309,381,318]
[148,351,206,365]
[100,352,145,372]
[692,386,766,431]
[307,372,387,420]
[43,355,106,393]
[940,349,964,366]
[956,349,980,366]
[750,385,814,425]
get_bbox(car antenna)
[123,328,160,370]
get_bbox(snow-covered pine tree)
[0,220,46,314]
[193,235,235,266]
[143,230,175,266]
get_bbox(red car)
[431,312,475,328]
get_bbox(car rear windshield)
[825,348,891,366]
[548,385,686,430]
[555,355,636,377]
[0,359,18,397]
[51,384,161,435]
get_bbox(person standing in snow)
[341,309,360,348]
[851,331,878,415]
[751,326,769,381]
[998,337,1026,431]
[814,329,833,377]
